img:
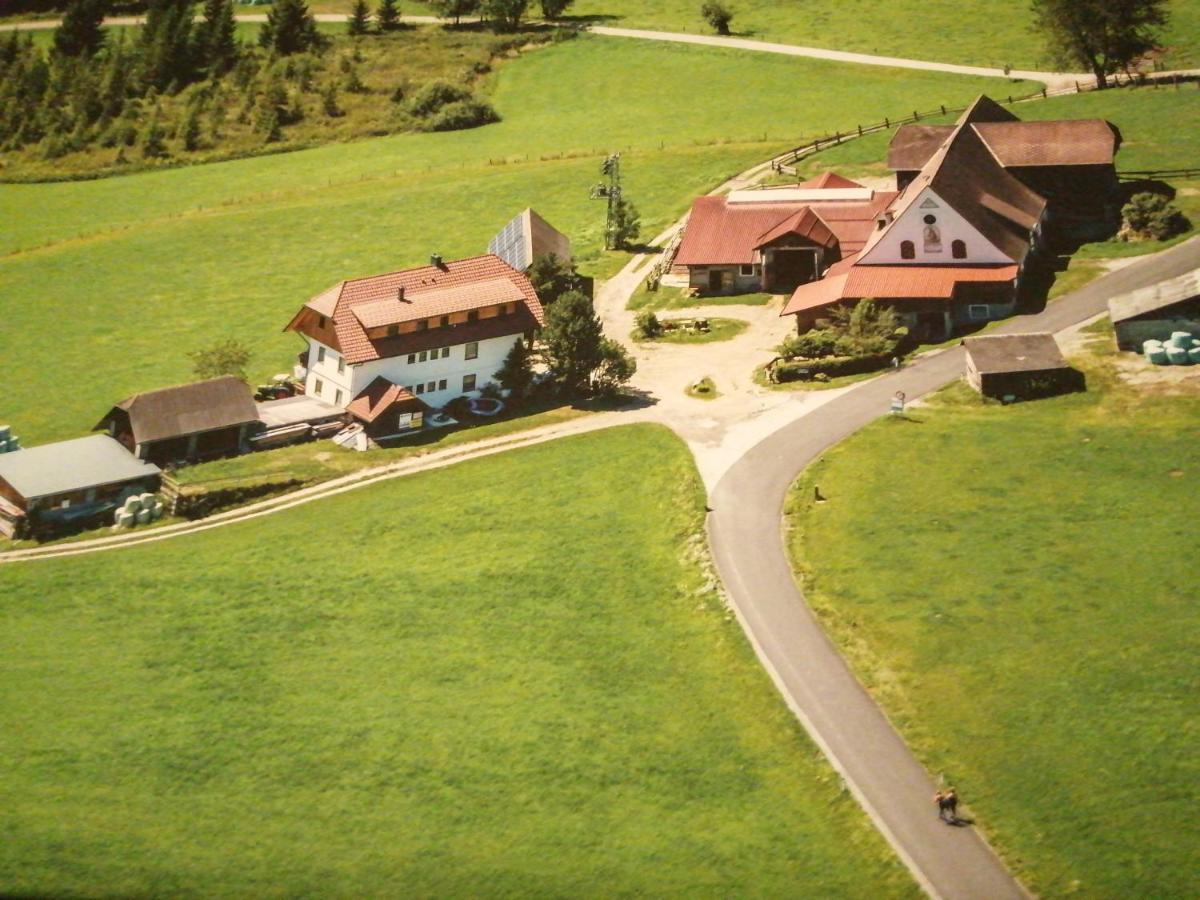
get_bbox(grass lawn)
[785,348,1199,898]
[635,316,749,345]
[265,0,1200,71]
[0,425,917,897]
[0,36,1023,446]
[629,285,777,311]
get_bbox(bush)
[772,353,893,383]
[1121,192,1190,241]
[777,329,838,360]
[423,98,499,131]
[635,310,662,338]
[701,1,733,35]
[406,79,472,117]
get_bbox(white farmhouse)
[286,254,545,418]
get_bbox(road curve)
[707,236,1199,900]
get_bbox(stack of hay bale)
[112,493,165,530]
[1143,332,1200,365]
[0,424,20,454]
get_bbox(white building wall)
[303,339,354,407]
[351,333,525,409]
[858,188,1015,267]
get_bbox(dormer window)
[440,315,450,327]
[468,310,479,323]
[387,325,399,337]
[900,240,915,260]
[417,320,429,331]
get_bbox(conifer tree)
[376,0,402,32]
[347,0,371,35]
[194,0,239,77]
[140,0,196,91]
[259,0,324,56]
[429,0,481,26]
[141,106,168,157]
[53,0,108,58]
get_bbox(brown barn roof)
[972,120,1119,167]
[99,376,259,444]
[289,254,545,366]
[782,264,1017,315]
[796,172,865,189]
[962,332,1068,373]
[887,125,955,170]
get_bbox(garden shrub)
[1121,192,1190,241]
[424,98,499,132]
[773,353,893,382]
[407,80,473,117]
[635,310,662,338]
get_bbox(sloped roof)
[963,333,1068,373]
[488,208,572,272]
[100,376,259,444]
[756,207,838,250]
[1108,267,1200,323]
[781,264,1017,316]
[0,435,160,501]
[957,95,1020,126]
[887,125,955,170]
[796,172,865,189]
[291,254,545,365]
[973,120,1119,167]
[868,120,1047,265]
[675,190,896,266]
[346,377,429,424]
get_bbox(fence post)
[884,117,890,128]
[1041,87,1047,98]
[858,124,863,136]
[940,104,946,115]
[913,110,919,121]
[835,131,841,144]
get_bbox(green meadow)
[786,346,1200,898]
[0,35,1027,444]
[0,425,917,898]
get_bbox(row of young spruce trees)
[0,0,575,165]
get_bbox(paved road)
[707,235,1200,900]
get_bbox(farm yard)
[0,426,917,898]
[786,337,1199,898]
[2,2,1199,897]
[0,35,1030,445]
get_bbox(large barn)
[673,173,897,296]
[779,96,1118,341]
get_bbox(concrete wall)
[1114,317,1200,352]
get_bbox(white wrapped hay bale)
[135,508,152,525]
[115,510,137,528]
[1165,345,1190,365]
[150,501,165,521]
[1170,331,1193,349]
[1145,346,1169,365]
[1189,346,1200,364]
[123,495,142,514]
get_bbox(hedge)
[772,352,893,382]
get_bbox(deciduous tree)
[701,1,733,36]
[484,0,528,32]
[1030,0,1169,88]
[189,338,252,381]
[610,195,640,249]
[429,0,481,26]
[539,0,573,18]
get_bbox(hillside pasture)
[786,347,1200,898]
[0,425,917,898]
[0,36,1028,444]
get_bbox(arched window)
[951,239,967,259]
[900,240,915,260]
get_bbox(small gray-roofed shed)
[1107,267,1200,351]
[0,434,160,502]
[962,332,1083,400]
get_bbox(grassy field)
[785,345,1199,897]
[0,425,918,897]
[0,35,1023,445]
[251,0,1200,70]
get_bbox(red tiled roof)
[796,172,864,189]
[346,377,429,424]
[292,254,544,365]
[756,207,838,250]
[782,264,1018,316]
[675,191,896,266]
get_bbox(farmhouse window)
[408,353,416,364]
[441,347,450,359]
[415,384,425,395]
[440,316,450,327]
[969,304,990,320]
[463,374,477,392]
[317,315,327,328]
[417,320,429,331]
[335,389,344,405]
[468,310,479,323]
[952,240,967,259]
[426,382,436,392]
[387,325,399,337]
[439,379,447,390]
[419,350,428,362]
[314,378,325,396]
[337,357,345,375]
[317,346,327,363]
[739,264,756,276]
[900,240,915,259]
[465,341,479,360]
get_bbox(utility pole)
[590,153,622,250]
